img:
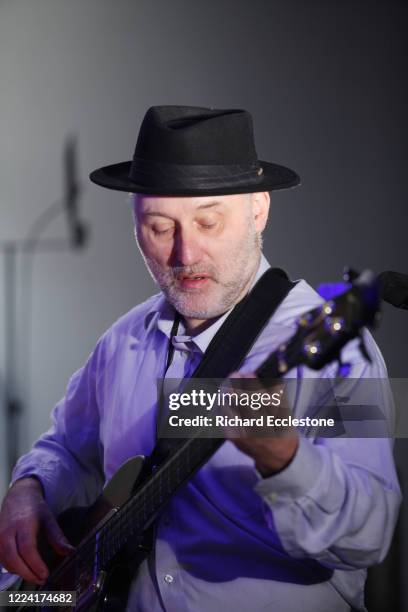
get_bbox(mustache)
[170,265,218,280]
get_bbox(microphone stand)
[3,241,20,478]
[1,198,87,479]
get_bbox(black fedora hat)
[89,105,300,196]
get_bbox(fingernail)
[62,546,74,555]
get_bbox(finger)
[1,536,45,585]
[43,516,74,556]
[16,529,49,581]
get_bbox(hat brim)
[89,160,300,196]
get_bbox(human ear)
[251,192,270,232]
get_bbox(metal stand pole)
[3,243,22,475]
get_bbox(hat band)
[129,157,263,190]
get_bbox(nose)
[171,226,203,267]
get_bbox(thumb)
[43,514,75,556]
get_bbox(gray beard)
[138,229,262,320]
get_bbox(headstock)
[256,270,381,379]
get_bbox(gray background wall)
[1,0,407,607]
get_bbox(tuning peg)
[343,267,360,283]
[298,311,315,328]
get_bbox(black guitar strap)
[151,267,296,463]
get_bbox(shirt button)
[164,574,174,584]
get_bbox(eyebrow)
[142,212,174,219]
[196,200,223,210]
[142,201,223,218]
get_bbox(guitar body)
[15,455,151,611]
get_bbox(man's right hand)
[0,477,74,585]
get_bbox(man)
[0,106,401,611]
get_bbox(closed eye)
[151,224,174,235]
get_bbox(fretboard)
[98,434,224,569]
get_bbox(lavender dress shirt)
[8,256,401,611]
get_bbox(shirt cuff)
[11,465,63,514]
[9,473,45,495]
[254,436,323,503]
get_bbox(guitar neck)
[99,435,224,569]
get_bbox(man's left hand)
[226,372,299,478]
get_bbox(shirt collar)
[147,254,270,354]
